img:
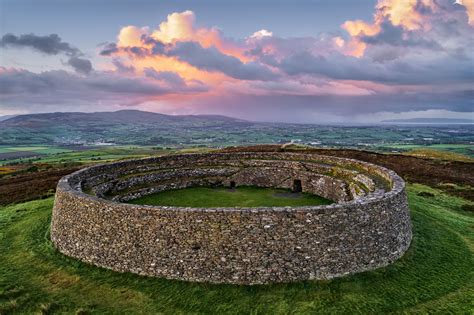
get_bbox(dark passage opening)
[229,181,236,189]
[293,179,302,193]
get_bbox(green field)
[128,186,333,207]
[0,184,472,314]
[0,146,163,166]
[1,141,473,167]
[383,144,474,157]
[0,146,214,166]
[385,143,473,151]
[0,146,73,155]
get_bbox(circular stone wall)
[51,152,412,285]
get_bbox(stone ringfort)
[51,151,412,285]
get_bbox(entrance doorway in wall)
[229,181,236,189]
[293,179,302,193]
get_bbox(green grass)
[0,184,473,314]
[0,146,213,166]
[0,146,73,155]
[387,143,473,151]
[382,143,474,159]
[128,186,333,207]
[0,147,162,166]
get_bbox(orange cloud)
[118,26,148,47]
[340,19,380,57]
[341,20,380,37]
[463,0,474,25]
[333,36,345,48]
[133,54,230,86]
[150,10,247,61]
[344,39,367,58]
[99,4,473,107]
[340,0,452,57]
[376,0,435,31]
[111,10,258,95]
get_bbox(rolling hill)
[1,110,244,127]
[0,110,250,145]
[1,110,473,149]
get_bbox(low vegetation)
[401,148,473,162]
[0,184,472,314]
[0,145,472,313]
[384,144,473,159]
[128,186,332,207]
[0,146,169,166]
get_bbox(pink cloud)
[2,3,473,119]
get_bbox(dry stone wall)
[51,152,412,284]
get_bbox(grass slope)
[0,146,212,166]
[383,144,474,161]
[128,186,333,207]
[0,184,473,314]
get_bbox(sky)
[0,0,473,123]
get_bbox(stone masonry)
[51,152,412,285]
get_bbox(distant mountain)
[0,110,251,145]
[1,110,245,127]
[0,115,17,121]
[382,118,474,124]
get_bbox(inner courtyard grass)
[0,184,473,314]
[128,186,333,207]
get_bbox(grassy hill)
[0,145,473,313]
[0,110,249,146]
[0,184,472,314]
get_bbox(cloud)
[0,66,208,112]
[67,57,93,75]
[241,0,473,88]
[250,29,273,39]
[0,68,160,97]
[0,33,79,56]
[104,33,277,81]
[461,0,474,25]
[149,10,244,58]
[84,74,170,95]
[144,68,209,92]
[100,42,118,56]
[144,68,185,86]
[118,26,148,47]
[188,91,473,123]
[167,41,277,81]
[1,33,94,74]
[151,10,196,43]
[340,0,473,57]
[112,59,135,73]
[278,50,474,85]
[2,4,473,121]
[359,20,442,50]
